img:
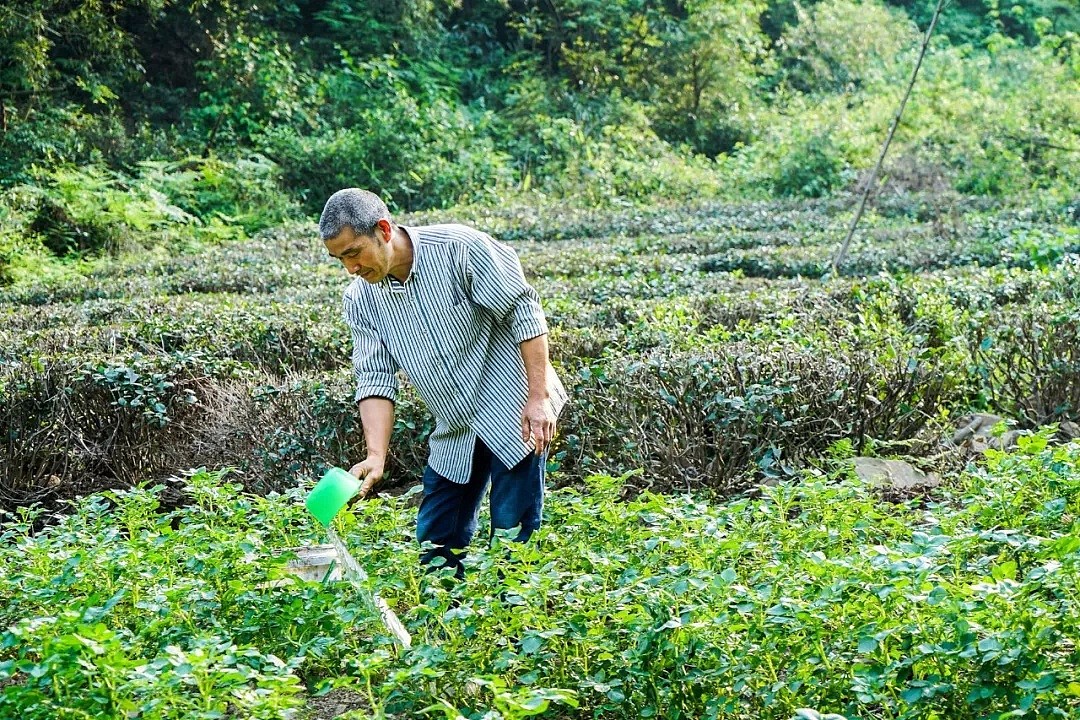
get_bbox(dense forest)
[1,0,1077,283]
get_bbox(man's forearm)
[359,397,395,459]
[519,334,551,401]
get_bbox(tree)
[647,0,773,156]
[777,0,919,95]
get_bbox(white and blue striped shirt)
[342,224,568,484]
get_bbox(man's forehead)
[324,228,361,256]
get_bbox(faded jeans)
[415,438,545,577]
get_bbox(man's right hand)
[349,456,386,499]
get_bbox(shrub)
[248,372,435,493]
[138,155,299,235]
[558,344,952,493]
[3,199,1078,505]
[0,351,253,504]
[262,53,515,213]
[971,304,1080,426]
[187,30,316,149]
[24,165,194,257]
[5,441,1080,717]
[772,131,853,199]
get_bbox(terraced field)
[1,197,1079,719]
[3,198,1076,504]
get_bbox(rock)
[852,457,941,491]
[1060,421,1080,440]
[952,413,1019,453]
[952,413,1004,444]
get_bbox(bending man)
[319,188,567,575]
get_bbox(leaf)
[901,687,923,703]
[793,710,847,720]
[521,635,543,654]
[991,560,1017,581]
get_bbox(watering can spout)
[301,469,413,650]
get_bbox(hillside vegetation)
[1,0,1078,282]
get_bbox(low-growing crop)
[2,435,1080,718]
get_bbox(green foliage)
[138,155,299,235]
[263,53,515,212]
[26,165,193,257]
[519,104,730,204]
[189,30,317,149]
[772,132,853,198]
[0,0,1077,224]
[777,0,919,94]
[3,443,1080,717]
[0,0,157,100]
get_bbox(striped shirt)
[342,223,568,484]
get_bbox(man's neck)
[388,226,415,282]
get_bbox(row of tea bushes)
[2,201,1073,308]
[410,193,1042,244]
[2,201,1078,504]
[697,224,1079,278]
[0,291,348,376]
[4,297,1077,504]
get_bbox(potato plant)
[2,435,1079,718]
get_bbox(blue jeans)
[415,438,545,576]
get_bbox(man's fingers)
[534,421,549,455]
[521,416,532,445]
[357,474,380,498]
[544,419,555,449]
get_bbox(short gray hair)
[318,188,392,241]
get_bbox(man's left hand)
[521,397,556,456]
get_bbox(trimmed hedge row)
[4,296,1078,506]
[3,201,1078,505]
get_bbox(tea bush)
[2,200,1078,505]
[559,344,952,491]
[0,350,252,504]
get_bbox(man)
[319,188,568,575]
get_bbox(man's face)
[325,222,391,283]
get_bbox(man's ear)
[376,219,393,243]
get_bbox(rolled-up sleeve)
[462,232,548,344]
[342,288,399,403]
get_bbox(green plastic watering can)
[305,467,361,527]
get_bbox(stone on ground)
[853,457,941,491]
